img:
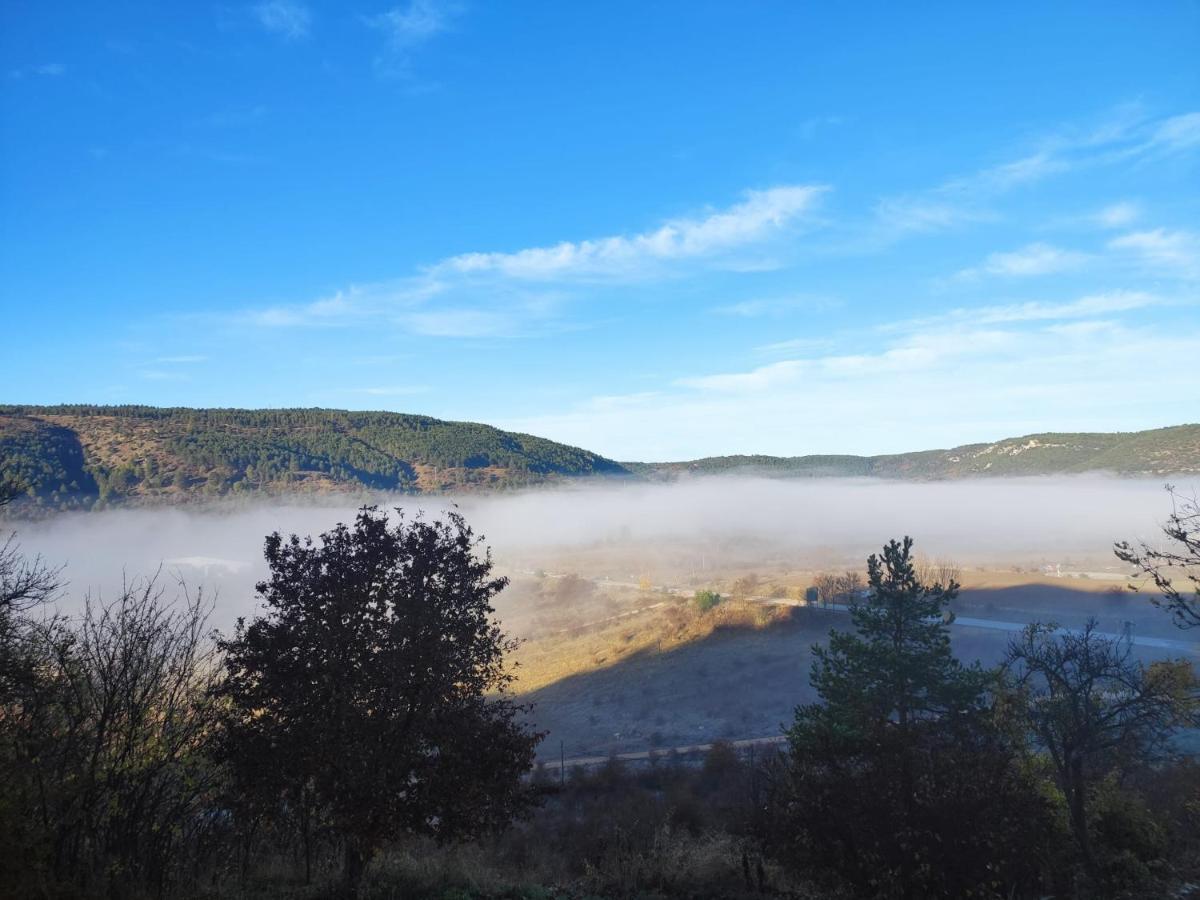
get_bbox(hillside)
[2,407,1198,512]
[628,424,1200,481]
[0,405,629,510]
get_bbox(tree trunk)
[1066,757,1094,892]
[342,838,367,898]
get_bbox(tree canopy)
[216,506,542,892]
[781,537,1051,899]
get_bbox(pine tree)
[782,537,1050,899]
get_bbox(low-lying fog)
[8,475,1188,630]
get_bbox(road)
[760,598,1199,653]
[523,572,1198,769]
[512,568,1199,654]
[540,734,788,771]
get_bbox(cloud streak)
[253,1,311,40]
[954,242,1089,280]
[1109,228,1200,279]
[433,186,826,282]
[238,184,827,335]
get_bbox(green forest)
[2,406,1199,514]
[0,405,629,509]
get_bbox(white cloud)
[253,1,311,40]
[957,291,1159,325]
[504,318,1200,459]
[873,108,1199,241]
[1092,202,1141,229]
[155,355,207,364]
[368,0,454,48]
[955,242,1090,280]
[678,327,1017,392]
[1108,228,1200,278]
[974,150,1070,191]
[238,184,824,337]
[365,0,459,74]
[873,197,982,235]
[1143,112,1200,157]
[436,185,826,281]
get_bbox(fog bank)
[9,475,1185,627]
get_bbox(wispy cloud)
[1091,201,1141,229]
[917,291,1161,328]
[872,197,987,236]
[953,242,1090,280]
[435,185,826,281]
[873,108,1199,241]
[399,308,515,338]
[8,63,66,79]
[1108,228,1200,278]
[253,1,311,40]
[1137,112,1200,158]
[366,0,460,74]
[506,314,1199,459]
[678,327,1019,392]
[238,184,826,337]
[712,295,832,318]
[155,355,208,364]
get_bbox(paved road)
[526,575,1197,769]
[540,734,788,771]
[762,598,1198,654]
[510,568,1200,654]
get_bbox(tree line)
[0,406,630,509]
[1,482,1198,898]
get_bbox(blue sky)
[2,1,1198,460]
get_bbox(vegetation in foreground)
[2,483,1199,899]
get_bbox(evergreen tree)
[782,537,1053,899]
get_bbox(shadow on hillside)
[520,608,838,761]
[955,583,1187,640]
[521,585,1196,761]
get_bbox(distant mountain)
[0,405,629,510]
[2,406,1197,513]
[626,425,1200,481]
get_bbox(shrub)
[693,589,723,612]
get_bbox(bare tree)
[0,480,62,617]
[812,570,863,607]
[1,572,223,897]
[915,556,961,594]
[0,533,62,616]
[1003,619,1197,878]
[1115,485,1200,629]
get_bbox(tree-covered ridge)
[2,407,1198,512]
[0,415,98,509]
[629,424,1200,480]
[0,405,629,509]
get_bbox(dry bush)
[1,574,224,898]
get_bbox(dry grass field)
[494,552,1193,761]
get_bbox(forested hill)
[2,406,1198,512]
[626,424,1200,481]
[0,405,629,510]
